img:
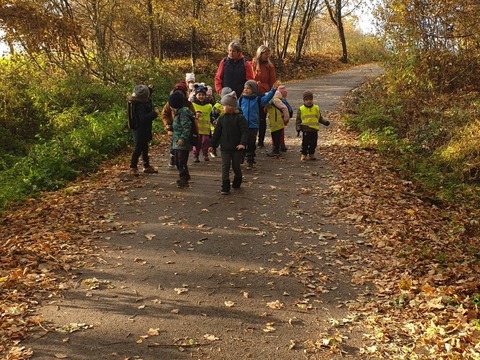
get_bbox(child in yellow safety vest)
[191,84,214,162]
[295,90,330,161]
[266,87,290,157]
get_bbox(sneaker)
[266,152,280,157]
[246,162,254,170]
[221,190,230,195]
[130,168,139,176]
[209,151,216,158]
[143,166,158,174]
[308,154,317,161]
[193,157,200,163]
[300,154,307,161]
[168,157,175,169]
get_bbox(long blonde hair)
[252,45,272,75]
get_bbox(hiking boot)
[281,147,288,152]
[300,154,307,161]
[308,154,317,161]
[143,166,158,174]
[232,176,242,189]
[130,168,139,176]
[177,179,189,188]
[266,151,280,158]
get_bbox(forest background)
[0,0,478,211]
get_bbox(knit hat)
[220,91,238,108]
[244,80,258,93]
[185,73,195,83]
[194,84,207,94]
[278,85,287,98]
[303,90,314,100]
[132,84,150,101]
[220,87,233,97]
[173,81,188,97]
[168,91,185,109]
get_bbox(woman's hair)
[252,45,272,75]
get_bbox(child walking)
[191,84,214,162]
[238,80,278,169]
[295,91,330,161]
[169,92,195,188]
[128,84,160,176]
[266,87,290,157]
[208,91,249,195]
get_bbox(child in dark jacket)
[128,84,160,176]
[169,92,195,188]
[238,80,278,169]
[295,90,330,161]
[209,91,249,195]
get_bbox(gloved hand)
[297,130,301,137]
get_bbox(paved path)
[24,64,383,359]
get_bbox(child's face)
[188,81,195,90]
[196,92,206,101]
[243,86,253,96]
[303,97,314,106]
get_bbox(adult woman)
[251,45,276,148]
[214,41,254,99]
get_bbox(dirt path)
[24,64,383,359]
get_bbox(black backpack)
[188,112,199,147]
[127,100,137,129]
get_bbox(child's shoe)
[232,176,242,189]
[221,180,231,195]
[266,151,280,158]
[300,154,307,161]
[143,165,158,173]
[177,179,190,188]
[308,154,316,161]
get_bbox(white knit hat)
[185,73,195,83]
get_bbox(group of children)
[129,73,330,194]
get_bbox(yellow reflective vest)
[299,105,320,130]
[192,102,213,135]
[267,101,285,133]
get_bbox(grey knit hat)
[133,85,150,101]
[220,87,233,97]
[244,80,258,93]
[220,91,238,108]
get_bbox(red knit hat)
[173,81,188,97]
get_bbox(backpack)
[127,100,137,129]
[188,113,199,147]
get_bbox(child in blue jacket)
[238,80,278,169]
